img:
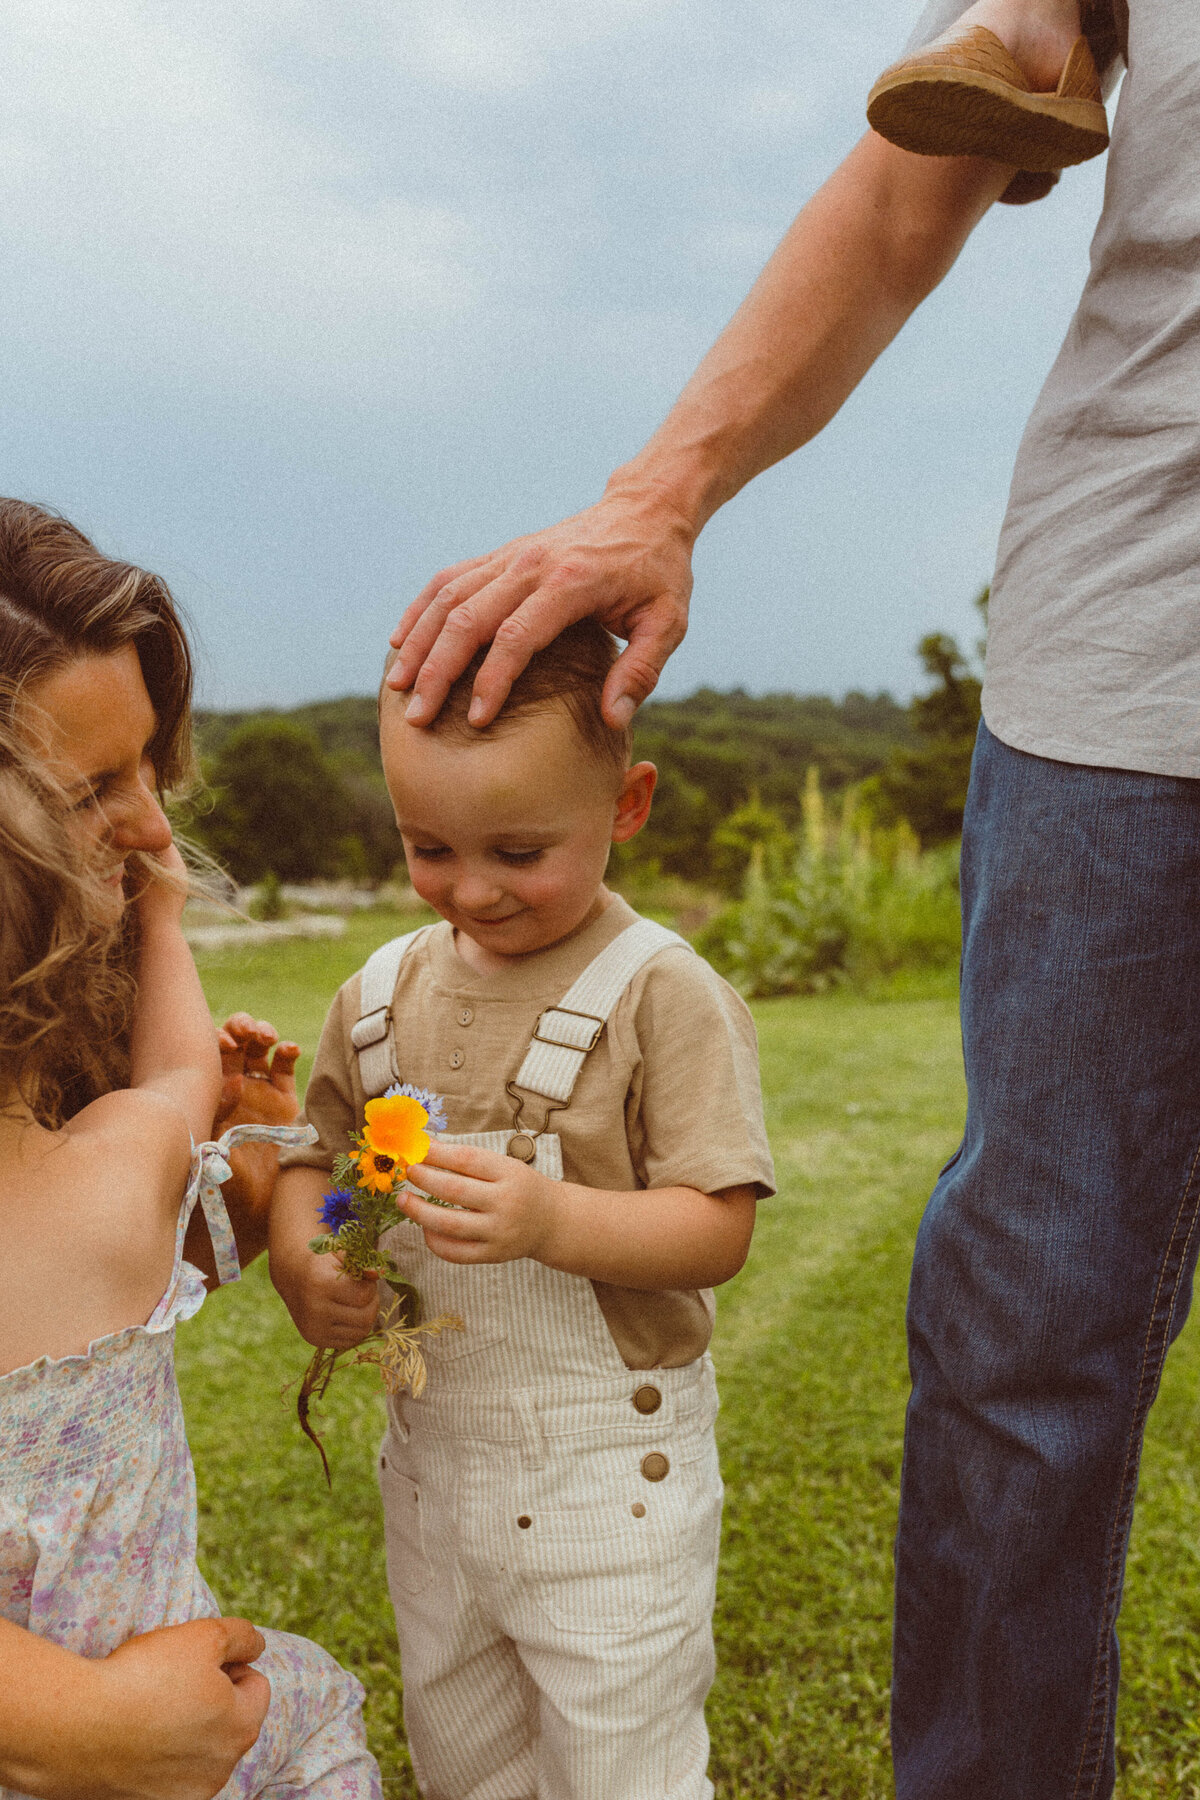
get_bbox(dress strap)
[512,918,691,1107]
[351,927,436,1098]
[189,1123,319,1287]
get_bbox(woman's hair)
[0,720,133,1126]
[0,498,196,791]
[0,499,197,1122]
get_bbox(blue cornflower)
[319,1188,361,1233]
[385,1082,448,1134]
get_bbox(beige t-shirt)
[281,895,776,1370]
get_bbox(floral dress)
[0,1126,382,1800]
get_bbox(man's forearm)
[610,132,1011,538]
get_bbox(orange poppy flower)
[355,1093,431,1192]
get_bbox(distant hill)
[194,686,914,888]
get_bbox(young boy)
[867,0,1110,207]
[269,620,775,1800]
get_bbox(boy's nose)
[451,871,507,913]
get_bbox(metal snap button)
[640,1452,669,1482]
[457,1007,474,1026]
[507,1133,537,1163]
[517,1515,532,1529]
[631,1502,646,1518]
[632,1385,662,1415]
[449,1048,465,1070]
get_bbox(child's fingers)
[404,1179,490,1224]
[422,1230,491,1264]
[416,1139,508,1178]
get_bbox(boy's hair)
[385,619,633,779]
[0,716,133,1126]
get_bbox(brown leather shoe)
[867,27,1109,172]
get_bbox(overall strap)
[189,1123,319,1286]
[351,927,435,1098]
[513,917,690,1107]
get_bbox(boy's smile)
[380,696,655,972]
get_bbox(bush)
[196,719,352,884]
[697,770,961,998]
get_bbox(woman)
[0,498,300,1800]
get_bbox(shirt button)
[641,1452,670,1482]
[457,1007,474,1027]
[631,1502,647,1518]
[517,1515,532,1529]
[632,1385,662,1415]
[449,1049,465,1070]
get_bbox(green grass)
[183,925,1200,1795]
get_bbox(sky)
[1,0,1110,710]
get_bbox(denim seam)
[1071,1130,1200,1799]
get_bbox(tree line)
[191,597,986,891]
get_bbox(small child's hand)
[273,1237,381,1351]
[402,1140,559,1264]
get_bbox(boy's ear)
[612,762,656,844]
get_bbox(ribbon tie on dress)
[194,1123,319,1287]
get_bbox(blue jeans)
[892,720,1200,1800]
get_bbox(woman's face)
[22,644,173,914]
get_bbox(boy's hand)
[402,1140,559,1264]
[270,1235,380,1350]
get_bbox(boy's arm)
[128,849,221,1146]
[402,1144,757,1289]
[269,1165,381,1347]
[0,1615,268,1800]
[392,131,1012,729]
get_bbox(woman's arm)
[128,848,222,1146]
[391,132,1011,729]
[0,1615,269,1800]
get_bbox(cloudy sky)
[2,0,1110,709]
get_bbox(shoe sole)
[867,69,1109,170]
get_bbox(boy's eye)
[408,845,450,860]
[72,786,102,813]
[496,849,544,866]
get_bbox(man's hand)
[0,1616,269,1800]
[402,1140,559,1264]
[390,135,1007,733]
[388,478,696,730]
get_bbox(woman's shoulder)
[65,1089,195,1191]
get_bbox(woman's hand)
[402,1140,559,1264]
[0,1615,269,1800]
[182,1015,302,1276]
[213,1014,301,1138]
[387,477,696,730]
[128,841,190,929]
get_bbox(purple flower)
[385,1082,448,1134]
[319,1188,361,1232]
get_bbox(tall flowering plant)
[298,1083,462,1483]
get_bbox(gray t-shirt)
[907,1,1200,777]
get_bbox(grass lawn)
[186,913,1200,1796]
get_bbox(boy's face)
[380,696,654,960]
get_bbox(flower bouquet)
[297,1083,463,1483]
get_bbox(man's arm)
[391,132,1011,729]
